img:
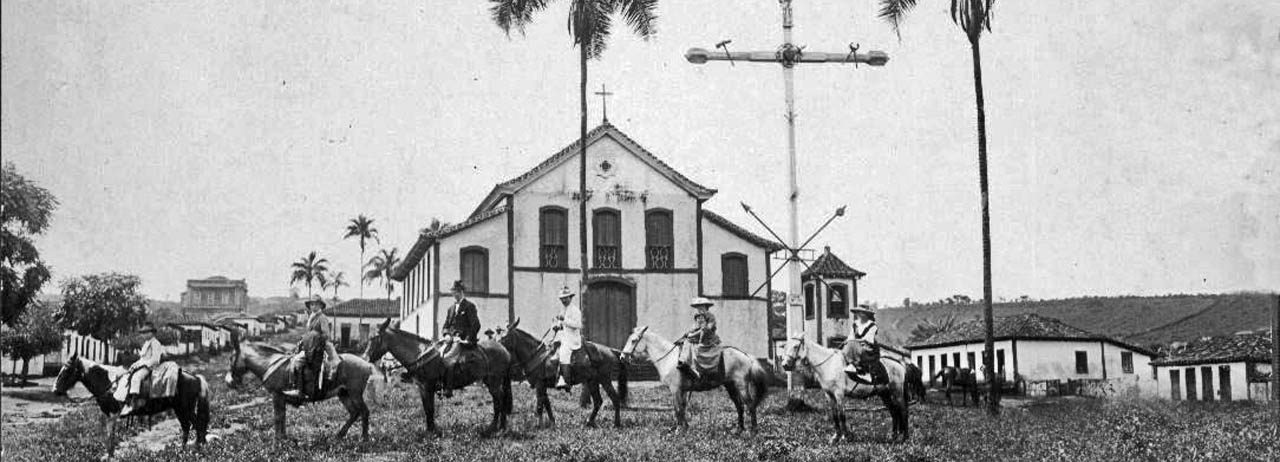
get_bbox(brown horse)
[53,353,210,457]
[497,318,628,428]
[366,319,513,436]
[224,330,377,440]
[904,362,927,404]
[935,366,979,406]
[620,326,771,434]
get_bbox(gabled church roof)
[802,246,866,280]
[468,123,717,219]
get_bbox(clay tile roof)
[327,298,400,318]
[701,209,786,252]
[1151,331,1273,366]
[390,206,508,281]
[909,313,1154,356]
[802,247,866,279]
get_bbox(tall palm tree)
[364,248,401,302]
[423,217,448,235]
[490,0,659,297]
[878,0,999,415]
[289,251,330,297]
[343,215,380,299]
[324,271,349,301]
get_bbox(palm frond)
[877,0,918,40]
[618,0,657,39]
[491,0,552,36]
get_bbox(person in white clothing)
[552,286,583,390]
[120,323,164,416]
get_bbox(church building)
[390,123,783,357]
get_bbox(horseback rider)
[438,280,480,398]
[551,286,583,391]
[119,323,163,416]
[843,304,888,387]
[675,297,720,379]
[283,295,341,400]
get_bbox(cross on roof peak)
[594,83,615,124]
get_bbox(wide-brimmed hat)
[558,286,575,299]
[451,280,466,293]
[138,323,156,334]
[689,297,714,308]
[850,304,876,317]
[304,294,327,309]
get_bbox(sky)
[3,0,1277,305]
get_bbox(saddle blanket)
[691,345,726,374]
[112,361,181,399]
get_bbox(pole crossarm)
[739,203,847,299]
[686,48,889,67]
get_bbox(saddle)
[681,345,727,386]
[114,361,181,400]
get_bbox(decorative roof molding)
[701,209,786,252]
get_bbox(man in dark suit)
[442,280,480,345]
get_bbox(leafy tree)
[57,273,149,341]
[909,314,959,343]
[490,0,659,298]
[343,215,379,298]
[0,301,62,379]
[879,0,1000,415]
[1,162,58,326]
[289,251,330,297]
[323,270,349,301]
[363,248,401,301]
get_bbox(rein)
[648,339,680,362]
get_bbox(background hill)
[876,292,1276,350]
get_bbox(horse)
[620,326,771,434]
[365,319,513,436]
[904,362,927,404]
[780,337,910,442]
[53,353,210,457]
[497,318,628,428]
[224,330,377,440]
[934,366,979,406]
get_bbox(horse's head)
[780,336,807,372]
[52,353,84,396]
[365,318,394,363]
[225,332,248,389]
[620,326,651,361]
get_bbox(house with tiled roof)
[798,246,867,347]
[326,298,400,349]
[1152,330,1273,402]
[908,313,1157,395]
[390,122,782,357]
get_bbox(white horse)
[620,326,771,433]
[780,336,910,442]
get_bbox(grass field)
[3,348,1276,462]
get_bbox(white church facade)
[391,123,782,357]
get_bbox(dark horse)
[53,353,210,457]
[935,366,980,406]
[365,319,513,436]
[225,330,377,440]
[904,363,928,404]
[498,318,628,428]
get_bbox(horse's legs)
[335,396,361,439]
[723,381,745,434]
[484,380,504,434]
[585,381,603,428]
[105,414,119,457]
[824,391,844,443]
[420,382,440,436]
[598,378,623,428]
[360,398,371,440]
[535,384,555,429]
[178,411,191,449]
[272,395,288,439]
[672,388,689,431]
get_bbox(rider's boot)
[556,364,572,391]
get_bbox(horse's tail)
[747,360,772,407]
[196,376,211,429]
[616,353,629,408]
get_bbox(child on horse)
[843,304,889,390]
[283,295,341,400]
[438,280,481,397]
[551,286,583,390]
[119,323,163,416]
[676,297,720,379]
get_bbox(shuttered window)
[539,207,568,269]
[1121,352,1134,374]
[827,283,848,318]
[722,253,748,297]
[593,209,621,268]
[645,209,674,269]
[1075,351,1089,374]
[804,284,815,319]
[460,246,488,293]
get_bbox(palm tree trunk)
[578,44,590,312]
[359,247,365,299]
[971,37,999,417]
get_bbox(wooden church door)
[583,280,636,349]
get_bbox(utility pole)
[686,0,887,400]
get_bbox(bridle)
[790,338,839,369]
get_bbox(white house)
[217,314,265,337]
[168,322,232,352]
[908,313,1157,396]
[390,123,783,357]
[1152,330,1273,402]
[326,298,400,349]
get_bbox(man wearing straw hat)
[843,304,887,386]
[119,322,164,415]
[551,286,583,390]
[283,295,340,399]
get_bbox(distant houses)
[1152,330,1273,402]
[215,313,266,337]
[182,276,249,320]
[326,298,399,349]
[908,313,1157,396]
